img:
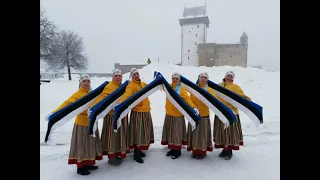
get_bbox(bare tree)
[46,30,88,80]
[40,9,58,60]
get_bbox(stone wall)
[198,43,247,67]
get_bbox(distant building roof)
[183,6,206,17]
[241,32,248,38]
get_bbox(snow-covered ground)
[40,63,280,180]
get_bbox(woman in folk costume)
[161,72,199,159]
[90,69,129,166]
[187,72,216,159]
[117,68,154,163]
[51,74,102,175]
[213,71,251,160]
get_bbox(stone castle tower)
[179,5,209,66]
[179,5,248,67]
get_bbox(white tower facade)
[179,5,210,66]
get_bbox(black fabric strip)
[88,81,128,135]
[44,81,109,142]
[208,80,263,123]
[162,78,200,123]
[113,77,163,130]
[180,76,235,123]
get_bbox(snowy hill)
[40,63,280,180]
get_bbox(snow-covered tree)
[45,30,88,80]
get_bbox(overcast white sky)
[41,0,279,73]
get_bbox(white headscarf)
[225,71,235,80]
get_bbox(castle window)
[195,42,197,45]
[188,57,190,60]
[197,25,199,28]
[195,34,197,38]
[189,31,191,33]
[188,49,190,52]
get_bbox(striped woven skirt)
[101,114,129,159]
[68,124,103,168]
[161,115,187,150]
[213,114,243,146]
[213,115,240,150]
[128,111,154,150]
[187,116,213,157]
[236,114,244,145]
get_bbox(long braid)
[196,75,200,85]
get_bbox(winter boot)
[134,149,144,163]
[171,150,182,159]
[191,154,199,159]
[77,167,90,175]
[191,153,204,159]
[166,149,174,156]
[224,150,233,160]
[85,165,98,170]
[116,156,124,162]
[196,155,204,159]
[219,149,228,157]
[108,157,123,166]
[140,151,146,157]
